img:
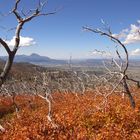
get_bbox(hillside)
[0,58,140,139]
[0,54,67,66]
[0,59,46,81]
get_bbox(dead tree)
[83,25,140,108]
[32,72,57,127]
[0,0,56,86]
[0,0,56,132]
[38,72,55,126]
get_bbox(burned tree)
[83,24,140,108]
[0,0,56,132]
[0,0,56,86]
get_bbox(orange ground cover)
[0,89,140,140]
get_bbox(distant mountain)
[1,54,140,67]
[0,53,67,66]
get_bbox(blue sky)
[0,0,140,59]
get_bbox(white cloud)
[112,28,128,39]
[113,21,140,45]
[130,48,140,56]
[91,49,112,57]
[6,36,36,47]
[112,32,127,39]
[123,24,140,44]
[137,20,140,24]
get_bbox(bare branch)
[112,58,121,71]
[0,38,11,54]
[83,24,138,108]
[126,75,140,88]
[116,48,123,69]
[83,26,129,74]
[12,0,23,22]
[0,124,5,132]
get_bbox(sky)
[0,0,140,59]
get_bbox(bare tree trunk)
[123,78,135,108]
[0,53,14,86]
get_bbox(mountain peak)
[0,53,66,66]
[30,53,40,57]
